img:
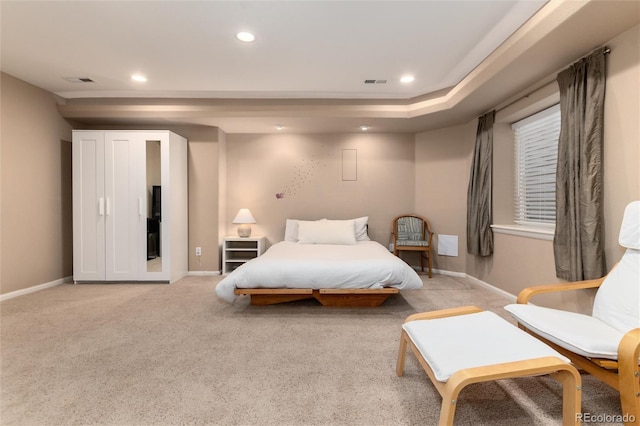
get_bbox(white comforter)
[216,241,423,303]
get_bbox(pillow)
[285,217,370,242]
[353,216,370,241]
[284,219,325,242]
[298,219,357,245]
[284,219,300,242]
[322,217,370,241]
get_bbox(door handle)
[99,197,105,216]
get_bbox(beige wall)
[225,133,415,247]
[180,126,220,272]
[419,24,640,312]
[1,73,74,294]
[601,24,640,263]
[414,121,477,273]
[217,128,228,253]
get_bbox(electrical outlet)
[195,247,202,256]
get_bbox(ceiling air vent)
[364,79,387,84]
[64,77,95,83]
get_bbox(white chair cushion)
[619,200,640,249]
[592,249,640,334]
[505,304,624,360]
[403,311,568,382]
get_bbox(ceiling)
[1,0,639,134]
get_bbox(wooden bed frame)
[234,288,399,307]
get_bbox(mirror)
[146,140,162,272]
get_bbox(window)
[512,104,560,226]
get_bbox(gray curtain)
[553,47,607,281]
[467,111,495,256]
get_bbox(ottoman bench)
[396,305,582,425]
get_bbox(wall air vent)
[364,79,387,84]
[64,77,95,83]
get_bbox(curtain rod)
[495,46,610,115]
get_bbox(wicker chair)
[392,214,433,278]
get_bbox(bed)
[215,217,423,307]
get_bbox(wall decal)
[282,154,322,198]
[278,144,331,200]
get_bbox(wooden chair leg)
[439,371,466,426]
[438,391,458,426]
[396,330,408,377]
[618,370,640,426]
[419,251,433,278]
[617,329,640,425]
[420,251,425,272]
[550,368,582,426]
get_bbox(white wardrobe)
[72,130,188,283]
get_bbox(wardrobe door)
[104,132,145,281]
[73,131,106,281]
[139,133,168,281]
[138,131,188,283]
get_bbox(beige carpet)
[0,274,622,425]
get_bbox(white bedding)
[215,240,423,303]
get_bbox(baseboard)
[460,273,518,302]
[187,270,220,276]
[432,268,466,278]
[425,267,517,302]
[0,276,72,302]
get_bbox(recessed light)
[131,74,147,83]
[236,32,255,43]
[360,125,370,131]
[274,124,285,131]
[400,75,415,84]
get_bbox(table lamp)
[233,208,256,237]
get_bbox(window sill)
[491,224,554,241]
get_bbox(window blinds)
[512,104,560,225]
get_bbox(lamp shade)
[232,208,256,224]
[232,208,256,237]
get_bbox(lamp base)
[237,224,252,238]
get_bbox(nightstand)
[222,236,266,274]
